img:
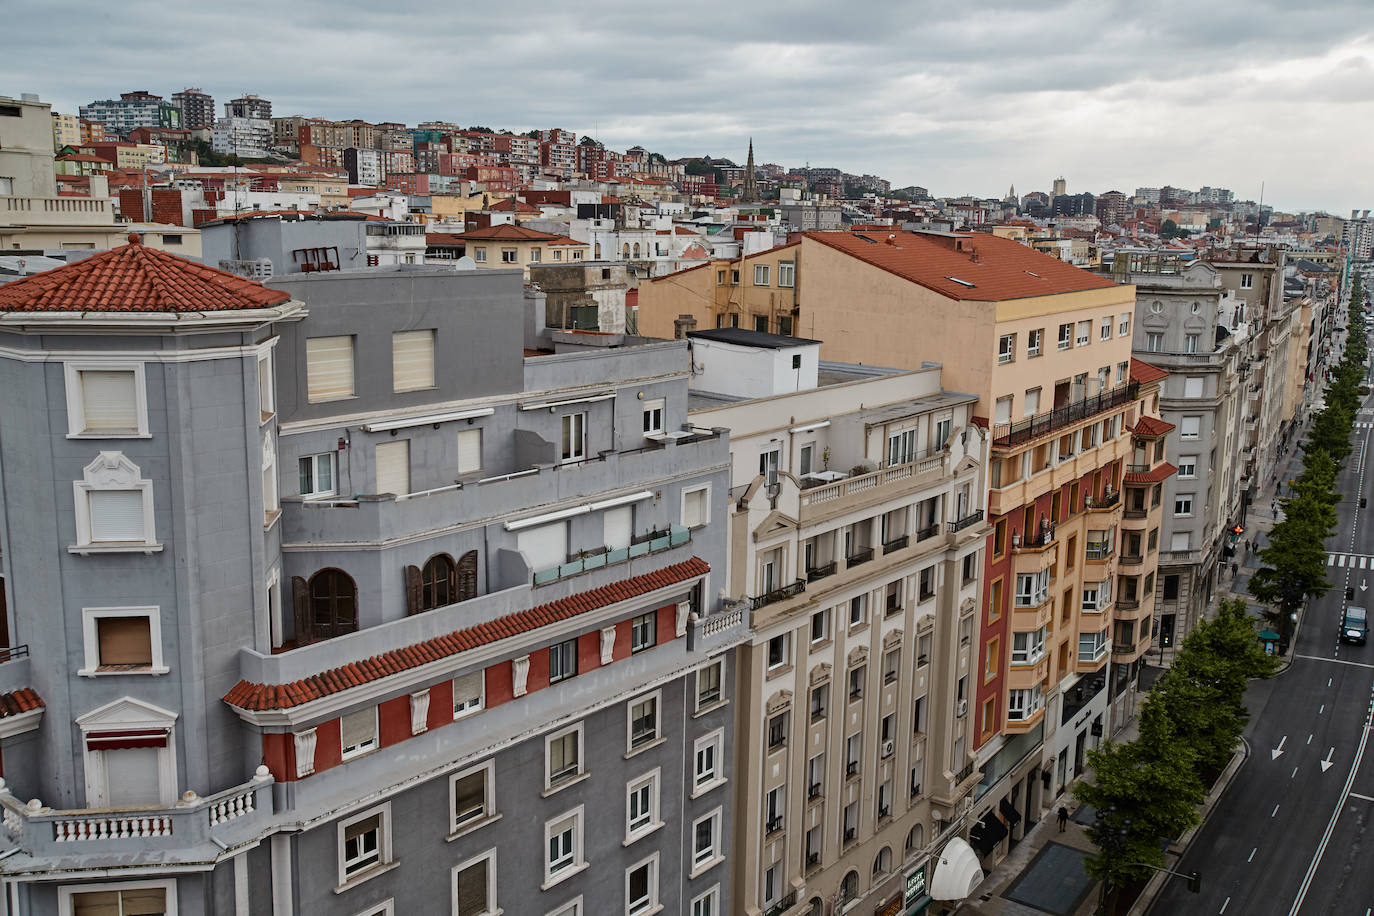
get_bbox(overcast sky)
[8,0,1373,214]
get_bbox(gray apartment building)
[0,243,744,916]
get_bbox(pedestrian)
[1245,538,1252,555]
[1232,561,1239,579]
[1057,805,1068,832]
[1274,506,1279,520]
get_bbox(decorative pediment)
[847,645,869,667]
[82,451,144,489]
[955,455,979,475]
[809,662,832,685]
[766,689,793,714]
[75,695,177,732]
[752,509,798,542]
[883,628,904,649]
[961,596,976,614]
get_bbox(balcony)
[992,381,1138,449]
[846,546,875,568]
[764,891,798,916]
[798,451,947,517]
[883,534,909,554]
[1086,490,1121,512]
[948,509,985,534]
[915,523,940,542]
[806,562,837,583]
[1085,543,1113,561]
[751,579,806,611]
[533,525,690,585]
[1013,528,1055,552]
[0,769,273,861]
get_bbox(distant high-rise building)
[173,88,215,130]
[226,94,272,120]
[79,90,182,135]
[1052,176,1066,198]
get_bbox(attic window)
[944,276,976,288]
[856,234,878,244]
[1025,270,1041,278]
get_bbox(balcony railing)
[764,891,798,916]
[806,562,836,583]
[846,546,874,567]
[948,509,984,533]
[1014,529,1054,550]
[533,525,690,585]
[992,381,1138,448]
[1116,597,1140,610]
[0,645,28,664]
[1119,552,1143,565]
[883,535,909,554]
[916,523,940,542]
[1087,490,1120,510]
[800,451,946,506]
[1085,544,1113,561]
[1126,464,1152,473]
[751,579,806,611]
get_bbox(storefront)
[903,862,933,915]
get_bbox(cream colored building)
[687,331,988,915]
[51,111,80,150]
[460,223,588,279]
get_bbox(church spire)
[740,138,761,203]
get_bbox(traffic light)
[1187,871,1202,894]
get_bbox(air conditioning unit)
[882,739,895,758]
[956,699,968,718]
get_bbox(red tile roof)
[489,197,540,213]
[805,230,1118,301]
[426,232,465,246]
[0,235,291,313]
[1129,358,1169,385]
[1124,461,1178,485]
[1131,416,1175,437]
[223,557,710,712]
[457,223,567,242]
[0,688,43,718]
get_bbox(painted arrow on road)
[1273,735,1288,760]
[1321,748,1335,772]
[1363,579,1369,593]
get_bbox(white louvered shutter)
[518,523,567,571]
[374,440,410,496]
[89,490,144,541]
[457,429,482,474]
[392,329,435,393]
[80,370,138,431]
[305,336,354,403]
[683,488,706,528]
[604,506,632,550]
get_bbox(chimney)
[673,314,698,339]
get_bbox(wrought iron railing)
[949,510,984,533]
[806,562,836,583]
[883,535,909,554]
[751,579,806,611]
[992,381,1138,448]
[846,546,874,567]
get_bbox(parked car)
[1342,605,1367,645]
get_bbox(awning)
[86,729,168,750]
[969,810,1009,857]
[1000,797,1023,828]
[929,837,986,901]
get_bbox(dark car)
[1342,605,1367,645]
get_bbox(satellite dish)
[454,256,477,271]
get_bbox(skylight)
[944,276,976,288]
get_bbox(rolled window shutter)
[457,429,482,473]
[392,330,435,392]
[291,576,312,646]
[89,490,145,542]
[80,370,138,431]
[374,440,410,496]
[96,616,152,666]
[405,565,422,615]
[340,709,375,750]
[305,336,354,403]
[457,550,478,601]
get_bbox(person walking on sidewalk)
[1057,806,1068,832]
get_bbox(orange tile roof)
[804,230,1118,301]
[1131,416,1175,437]
[459,223,565,242]
[426,232,465,246]
[0,235,291,313]
[0,687,43,718]
[1129,358,1169,385]
[1124,461,1178,485]
[489,197,539,213]
[223,557,710,712]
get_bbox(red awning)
[86,729,168,750]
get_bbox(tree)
[1161,219,1191,239]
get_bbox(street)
[1152,372,1374,912]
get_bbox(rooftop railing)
[992,381,1138,448]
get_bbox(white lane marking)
[1273,803,1281,817]
[1351,792,1374,802]
[1221,897,1231,914]
[1308,734,1314,745]
[1330,678,1334,687]
[1296,655,1374,669]
[1292,766,1299,778]
[1320,704,1326,714]
[1274,736,1288,759]
[1248,847,1257,862]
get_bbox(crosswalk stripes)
[1327,553,1374,567]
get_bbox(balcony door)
[76,697,177,809]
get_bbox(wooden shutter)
[392,330,435,392]
[96,616,152,666]
[79,370,138,431]
[457,550,478,601]
[404,565,422,615]
[119,887,169,916]
[88,490,144,542]
[305,336,354,403]
[291,576,312,646]
[374,440,410,496]
[457,429,482,474]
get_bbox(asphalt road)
[1153,337,1374,915]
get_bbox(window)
[811,608,830,643]
[1184,376,1204,398]
[917,632,932,668]
[767,712,788,750]
[1185,333,1200,354]
[65,364,147,437]
[1008,687,1042,721]
[849,593,867,627]
[1174,496,1193,516]
[765,785,785,833]
[560,412,586,462]
[935,417,952,448]
[392,329,436,392]
[1171,531,1191,551]
[1076,320,1090,346]
[547,724,583,787]
[1078,630,1108,662]
[73,452,157,550]
[1116,361,1128,385]
[1058,323,1073,350]
[1027,328,1043,357]
[339,804,390,883]
[716,270,724,285]
[257,351,275,420]
[451,763,494,834]
[810,683,828,720]
[340,707,378,760]
[304,568,357,641]
[919,566,935,601]
[374,439,410,496]
[550,901,582,916]
[550,638,578,683]
[631,612,656,652]
[998,333,1016,364]
[995,395,1013,425]
[682,485,710,529]
[529,247,541,262]
[767,633,790,669]
[299,452,337,498]
[501,248,518,263]
[1015,569,1050,607]
[642,398,664,435]
[453,671,483,718]
[888,427,917,465]
[1146,332,1163,353]
[1178,456,1197,477]
[731,270,740,284]
[626,855,659,915]
[473,247,487,263]
[1119,313,1130,336]
[458,428,483,474]
[1024,387,1041,417]
[626,770,660,839]
[1240,273,1254,289]
[692,810,722,872]
[694,729,723,792]
[697,659,723,707]
[1180,416,1200,439]
[843,802,859,844]
[1100,317,1112,340]
[848,665,865,700]
[545,807,584,884]
[1011,627,1047,664]
[63,884,173,916]
[452,850,496,916]
[80,607,165,676]
[628,692,660,750]
[754,264,770,285]
[778,261,795,287]
[692,886,721,916]
[305,336,355,403]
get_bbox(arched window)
[632,242,641,258]
[594,242,602,259]
[406,550,479,614]
[839,870,859,902]
[873,846,892,877]
[906,823,925,856]
[303,569,357,641]
[421,554,455,610]
[623,243,631,258]
[807,898,824,916]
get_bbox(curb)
[1130,737,1251,916]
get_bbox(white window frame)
[766,632,790,670]
[754,264,770,286]
[1240,273,1254,289]
[997,333,1015,364]
[1075,319,1090,346]
[1180,416,1200,440]
[299,451,337,499]
[690,807,724,875]
[63,361,150,438]
[72,451,160,553]
[625,768,661,842]
[79,606,167,676]
[337,802,392,887]
[681,483,711,529]
[1119,313,1131,336]
[258,349,276,421]
[501,248,518,264]
[1174,495,1193,517]
[474,247,487,263]
[457,427,483,475]
[1100,316,1112,340]
[75,696,178,809]
[58,879,178,916]
[1007,687,1042,721]
[1178,456,1198,478]
[778,261,795,288]
[544,805,586,888]
[548,900,583,916]
[305,335,355,404]
[625,852,660,916]
[690,885,721,916]
[642,397,665,435]
[353,902,395,916]
[887,427,917,466]
[693,728,725,796]
[696,657,725,710]
[453,670,484,719]
[340,707,379,760]
[1011,627,1047,665]
[627,689,662,752]
[1027,328,1043,357]
[561,412,587,462]
[545,721,585,790]
[451,848,497,916]
[449,760,496,836]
